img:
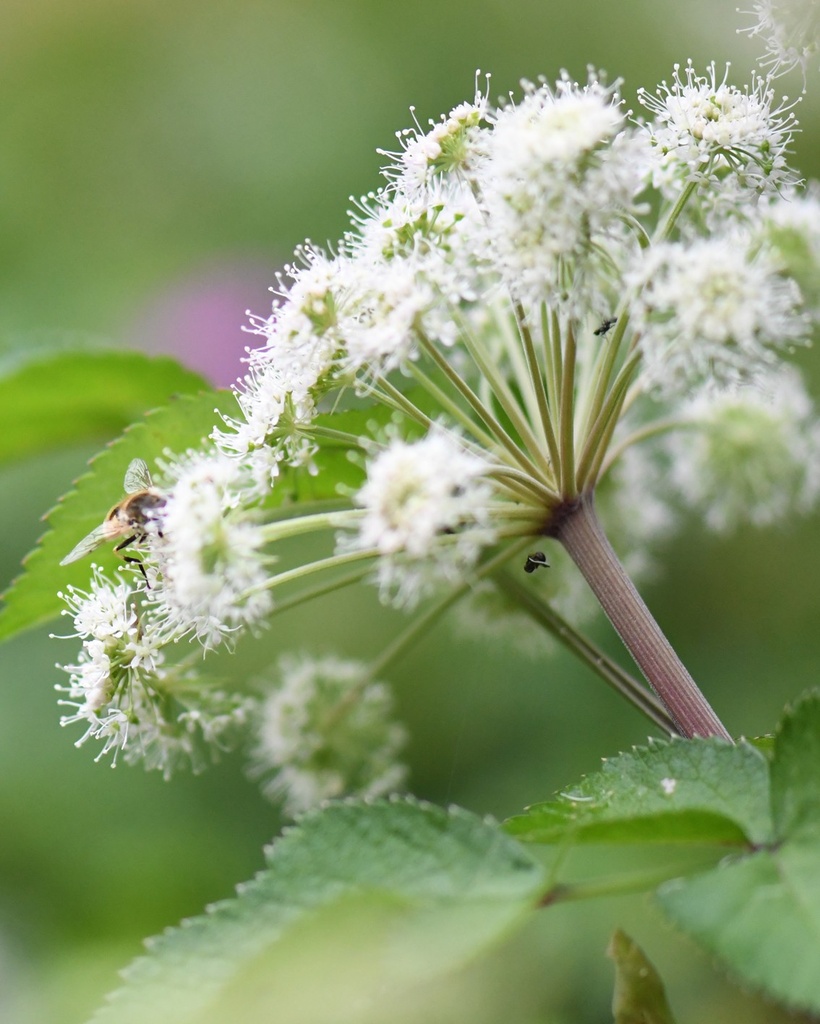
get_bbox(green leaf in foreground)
[608,929,678,1024]
[505,738,771,847]
[769,689,820,838]
[658,693,820,1014]
[88,799,546,1024]
[503,706,820,1012]
[0,348,207,464]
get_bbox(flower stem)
[243,547,380,598]
[405,364,498,449]
[554,494,731,740]
[367,539,533,683]
[656,178,699,242]
[512,301,562,472]
[418,334,549,481]
[259,507,361,544]
[267,566,372,618]
[308,425,372,449]
[456,319,554,478]
[372,376,435,431]
[574,352,640,491]
[558,320,578,497]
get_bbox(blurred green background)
[1,1,819,1021]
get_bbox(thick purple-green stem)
[553,494,731,740]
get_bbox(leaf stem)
[537,853,722,907]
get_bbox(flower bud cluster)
[248,655,407,816]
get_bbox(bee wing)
[60,524,112,566]
[124,458,152,493]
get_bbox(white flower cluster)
[628,233,808,391]
[149,450,273,649]
[665,367,820,531]
[476,73,645,309]
[212,356,311,496]
[55,56,820,805]
[248,655,407,816]
[348,432,497,606]
[382,96,487,193]
[760,186,820,310]
[55,566,254,775]
[637,61,799,197]
[740,0,820,83]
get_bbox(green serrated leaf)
[88,799,546,1024]
[0,328,112,375]
[608,929,678,1024]
[0,349,207,464]
[657,692,820,1014]
[658,841,820,1013]
[770,691,820,839]
[505,739,771,847]
[744,734,775,759]
[0,390,231,644]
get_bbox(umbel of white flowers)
[55,58,820,812]
[740,0,820,85]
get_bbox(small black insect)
[524,551,549,573]
[593,317,617,336]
